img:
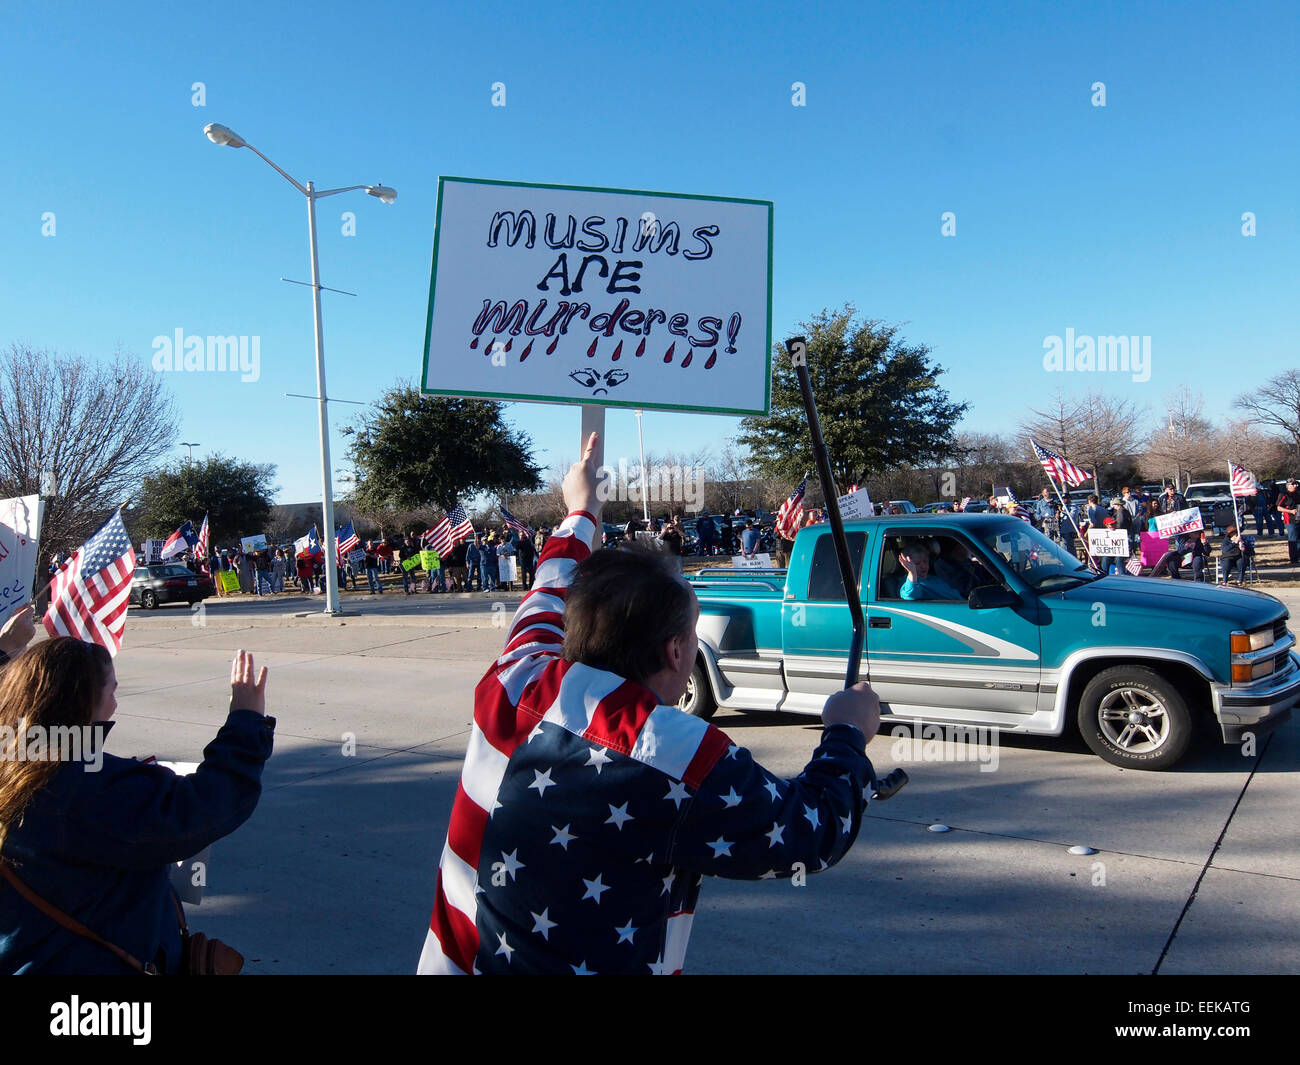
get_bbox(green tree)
[738,307,967,490]
[343,387,542,512]
[136,454,276,547]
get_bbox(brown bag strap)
[0,859,153,974]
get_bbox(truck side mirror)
[968,586,1019,610]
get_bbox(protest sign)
[0,495,44,627]
[420,549,441,571]
[422,177,773,415]
[240,534,268,553]
[143,539,166,564]
[499,555,518,584]
[1153,507,1203,537]
[219,570,241,594]
[348,548,366,570]
[1088,530,1130,557]
[1139,532,1170,567]
[401,555,420,572]
[838,489,872,520]
[732,554,774,569]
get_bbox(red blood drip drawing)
[704,348,718,369]
[547,337,559,355]
[520,340,534,362]
[681,348,693,368]
[470,337,479,349]
[587,338,598,358]
[635,338,646,357]
[663,342,675,363]
[504,337,513,352]
[611,341,623,361]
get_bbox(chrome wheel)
[1097,688,1169,753]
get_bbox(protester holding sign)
[417,433,880,976]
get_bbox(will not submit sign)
[421,177,773,415]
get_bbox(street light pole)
[203,123,395,616]
[304,181,341,614]
[178,441,200,464]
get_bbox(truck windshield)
[977,523,1095,590]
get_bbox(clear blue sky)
[2,1,1296,505]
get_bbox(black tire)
[1076,665,1193,770]
[677,660,718,720]
[141,590,158,610]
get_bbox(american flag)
[1124,555,1143,576]
[425,503,475,557]
[1003,487,1034,524]
[775,476,807,540]
[499,503,533,539]
[1229,464,1256,497]
[336,521,360,563]
[1032,440,1090,487]
[43,508,135,656]
[195,513,210,574]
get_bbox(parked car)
[1185,481,1237,533]
[679,513,1298,770]
[919,502,956,513]
[130,563,215,609]
[885,500,917,513]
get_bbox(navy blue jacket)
[0,710,274,974]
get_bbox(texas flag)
[160,520,199,560]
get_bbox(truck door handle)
[869,616,891,628]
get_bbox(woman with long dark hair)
[0,640,273,974]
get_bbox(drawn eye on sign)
[568,368,630,397]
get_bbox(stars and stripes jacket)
[417,510,873,975]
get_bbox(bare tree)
[1140,386,1215,489]
[1021,389,1148,491]
[1233,370,1300,463]
[1213,418,1291,482]
[0,343,179,555]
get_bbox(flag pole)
[582,404,606,552]
[788,337,906,801]
[1228,462,1242,532]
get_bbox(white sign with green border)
[422,177,773,415]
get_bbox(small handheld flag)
[44,508,136,656]
[775,475,808,541]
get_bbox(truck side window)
[879,534,995,601]
[806,532,867,601]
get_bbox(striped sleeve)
[498,510,596,658]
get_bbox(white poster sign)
[0,495,44,627]
[422,177,773,415]
[1088,530,1131,557]
[732,553,774,569]
[143,538,167,564]
[1153,507,1204,537]
[498,555,518,583]
[240,534,268,553]
[838,488,873,519]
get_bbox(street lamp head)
[204,123,246,148]
[366,185,397,204]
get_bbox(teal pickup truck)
[679,514,1298,769]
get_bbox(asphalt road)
[105,587,1299,974]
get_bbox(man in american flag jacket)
[418,434,880,975]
